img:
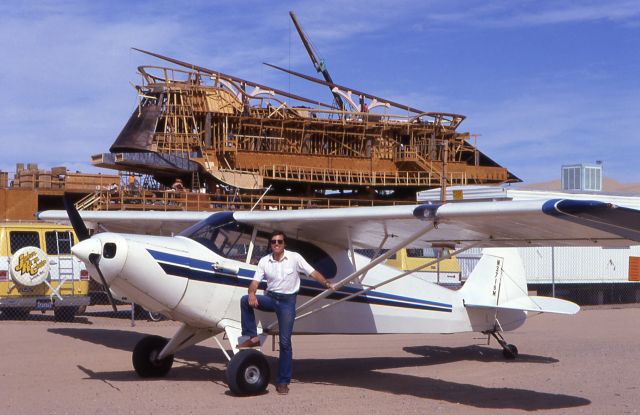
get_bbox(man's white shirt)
[253,249,315,294]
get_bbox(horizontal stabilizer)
[465,295,580,315]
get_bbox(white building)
[417,186,640,303]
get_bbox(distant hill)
[514,178,640,195]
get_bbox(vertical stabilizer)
[461,248,528,307]
[462,248,579,317]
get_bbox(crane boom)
[264,62,428,114]
[289,11,345,111]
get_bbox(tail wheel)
[503,344,519,359]
[226,349,270,396]
[132,335,174,377]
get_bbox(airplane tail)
[461,248,579,316]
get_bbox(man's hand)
[248,293,259,308]
[247,280,260,308]
[311,270,336,291]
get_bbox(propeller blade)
[63,193,90,242]
[89,253,118,313]
[64,193,117,313]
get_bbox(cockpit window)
[179,212,252,261]
[180,212,337,278]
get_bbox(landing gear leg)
[488,331,519,359]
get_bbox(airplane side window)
[223,228,246,258]
[213,232,227,253]
[278,239,337,279]
[250,237,270,264]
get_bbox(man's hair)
[270,230,286,241]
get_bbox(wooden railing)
[79,189,416,212]
[260,164,443,187]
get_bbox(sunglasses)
[270,239,285,245]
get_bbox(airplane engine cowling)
[114,235,190,311]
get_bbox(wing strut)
[293,242,481,323]
[265,223,435,331]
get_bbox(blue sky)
[1,0,639,183]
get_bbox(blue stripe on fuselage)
[147,249,452,313]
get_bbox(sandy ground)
[1,306,639,415]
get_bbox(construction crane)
[289,11,346,112]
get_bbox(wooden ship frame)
[89,15,518,212]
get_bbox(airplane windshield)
[179,212,338,277]
[179,212,267,262]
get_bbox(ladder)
[50,231,75,301]
[191,171,201,191]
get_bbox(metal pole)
[436,249,441,284]
[551,247,556,298]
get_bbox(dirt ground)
[1,306,639,415]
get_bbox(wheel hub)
[244,365,261,384]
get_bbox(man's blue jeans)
[241,291,297,385]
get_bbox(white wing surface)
[39,198,640,249]
[234,199,640,249]
[37,210,210,235]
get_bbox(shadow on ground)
[49,327,589,410]
[1,312,92,324]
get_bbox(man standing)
[238,230,335,395]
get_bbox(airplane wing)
[234,199,640,249]
[38,198,640,249]
[36,210,211,235]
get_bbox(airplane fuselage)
[75,231,527,336]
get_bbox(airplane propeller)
[63,194,118,312]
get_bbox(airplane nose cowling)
[71,233,128,286]
[71,238,102,262]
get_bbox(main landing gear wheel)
[132,335,174,377]
[226,349,270,396]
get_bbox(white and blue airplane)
[39,197,640,395]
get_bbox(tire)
[1,308,30,320]
[132,335,174,378]
[54,306,79,322]
[226,349,270,396]
[503,344,519,359]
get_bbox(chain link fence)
[2,239,639,323]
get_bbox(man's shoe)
[237,338,260,348]
[275,384,289,395]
